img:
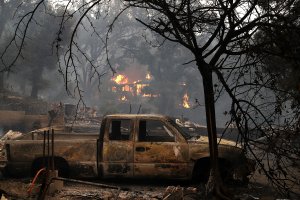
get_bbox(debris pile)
[162,186,200,200]
[0,130,23,161]
[0,91,49,132]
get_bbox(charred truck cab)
[1,114,255,182]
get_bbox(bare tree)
[1,0,299,199]
[118,0,299,198]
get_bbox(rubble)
[163,186,184,200]
[0,176,297,200]
[162,186,200,200]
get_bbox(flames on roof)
[111,72,191,109]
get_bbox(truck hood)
[188,136,241,148]
[188,136,244,162]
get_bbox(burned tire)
[31,157,70,178]
[192,158,233,183]
[192,158,210,183]
[219,159,234,183]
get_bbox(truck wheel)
[53,158,69,178]
[31,159,45,177]
[193,158,234,183]
[31,157,70,178]
[192,158,210,183]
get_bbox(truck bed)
[5,129,99,178]
[18,126,100,141]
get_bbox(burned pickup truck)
[1,114,254,182]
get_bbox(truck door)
[134,119,190,178]
[101,118,134,177]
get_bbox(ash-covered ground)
[0,173,297,200]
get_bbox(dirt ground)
[0,172,299,200]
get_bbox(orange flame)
[183,93,190,108]
[136,83,149,96]
[112,74,128,84]
[136,84,143,95]
[112,72,159,101]
[122,85,132,92]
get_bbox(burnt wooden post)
[43,130,46,168]
[51,129,54,170]
[47,130,50,170]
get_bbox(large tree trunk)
[198,60,231,199]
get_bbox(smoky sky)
[0,2,232,127]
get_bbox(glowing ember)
[142,94,160,98]
[146,72,152,80]
[136,83,149,95]
[112,74,128,84]
[142,94,152,97]
[112,86,117,92]
[122,85,132,92]
[120,95,128,101]
[182,93,190,108]
[136,84,143,95]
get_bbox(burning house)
[108,69,192,113]
[110,73,159,101]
